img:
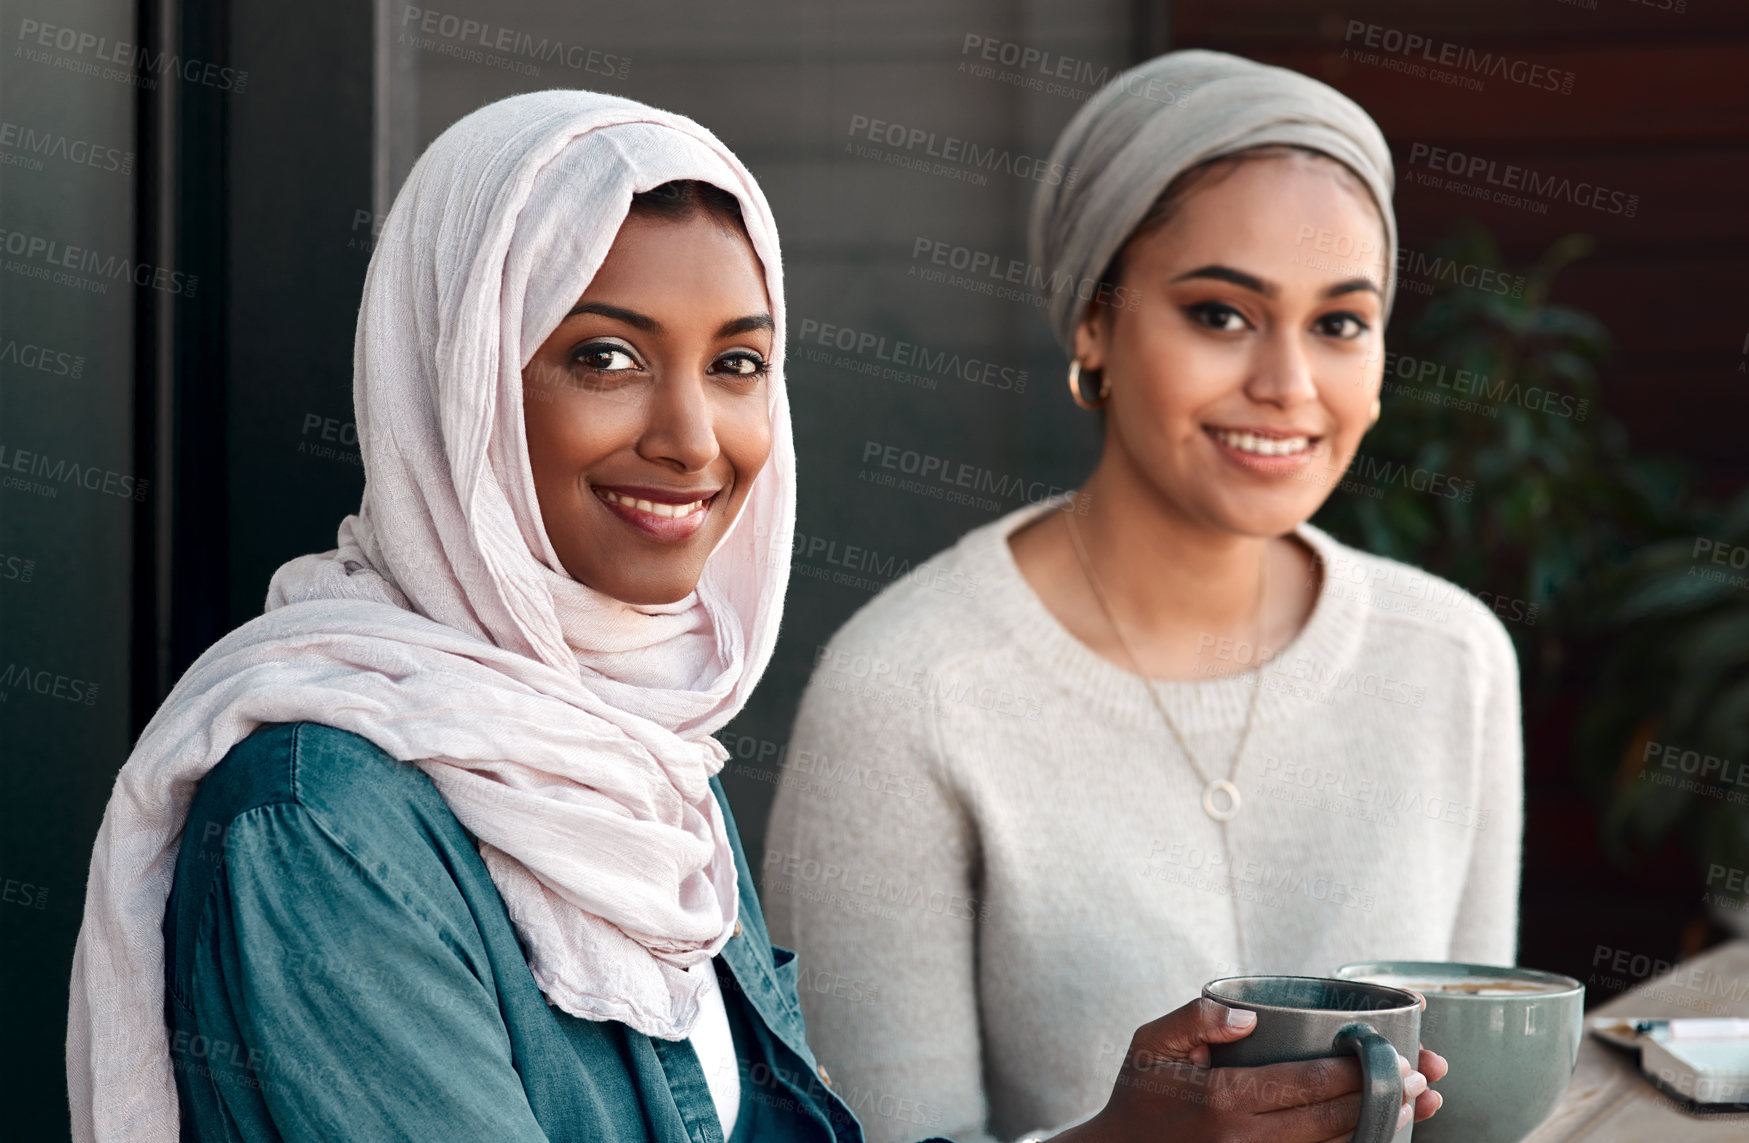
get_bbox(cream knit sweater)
[763,499,1523,1143]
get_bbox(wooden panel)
[1392,149,1749,248]
[1232,44,1749,145]
[1545,255,1744,367]
[1594,369,1749,475]
[1379,254,1743,383]
[1175,0,1749,40]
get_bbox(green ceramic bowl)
[1335,960,1584,1143]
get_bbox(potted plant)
[1313,221,1749,933]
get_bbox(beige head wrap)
[1030,48,1398,352]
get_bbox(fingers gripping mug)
[1202,975,1425,1143]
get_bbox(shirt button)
[817,1064,832,1087]
[732,920,743,939]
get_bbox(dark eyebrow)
[717,314,774,338]
[1173,264,1274,297]
[561,303,773,340]
[1171,265,1381,302]
[565,301,662,333]
[1320,277,1381,300]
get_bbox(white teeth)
[1212,429,1310,456]
[600,489,707,518]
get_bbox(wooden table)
[1524,939,1749,1141]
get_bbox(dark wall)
[223,3,372,622]
[0,1,372,1136]
[2,1,144,1135]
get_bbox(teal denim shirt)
[163,722,953,1142]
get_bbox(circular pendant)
[1203,778,1241,822]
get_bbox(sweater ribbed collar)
[961,496,1369,738]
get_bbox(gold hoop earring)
[1068,359,1110,410]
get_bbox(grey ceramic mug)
[1203,975,1424,1143]
[1334,961,1584,1143]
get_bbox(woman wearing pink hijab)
[67,88,1441,1143]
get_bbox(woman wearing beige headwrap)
[769,49,1516,1142]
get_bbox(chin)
[1204,498,1318,540]
[605,580,697,607]
[553,549,703,605]
[555,528,716,605]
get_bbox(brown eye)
[1315,313,1368,339]
[1185,302,1249,332]
[572,341,639,372]
[713,351,769,378]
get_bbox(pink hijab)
[66,90,793,1142]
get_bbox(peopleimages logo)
[1291,224,1529,298]
[0,227,199,296]
[1346,453,1474,502]
[0,552,37,584]
[1406,143,1640,218]
[0,120,133,174]
[0,662,99,705]
[0,443,149,501]
[795,318,1027,393]
[859,439,1087,515]
[15,18,249,92]
[0,337,85,379]
[399,6,629,79]
[1378,349,1588,422]
[960,33,1113,86]
[958,33,1201,108]
[845,113,1074,187]
[1343,20,1575,95]
[786,528,980,599]
[909,237,1141,314]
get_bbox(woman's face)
[1077,153,1387,537]
[522,208,774,606]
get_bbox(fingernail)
[1397,1052,1411,1075]
[1224,1006,1257,1028]
[1428,1089,1443,1111]
[1397,1102,1413,1131]
[1432,1051,1448,1071]
[1405,1070,1427,1098]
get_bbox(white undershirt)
[689,963,740,1138]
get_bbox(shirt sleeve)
[178,800,551,1142]
[1446,610,1524,966]
[764,649,1001,1143]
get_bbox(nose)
[1244,325,1320,409]
[636,372,719,472]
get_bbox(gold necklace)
[1063,508,1268,823]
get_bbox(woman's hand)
[1055,998,1444,1142]
[1411,1048,1446,1122]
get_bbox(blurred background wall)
[4,1,1746,1136]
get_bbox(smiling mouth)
[592,484,721,543]
[596,488,712,519]
[1206,426,1318,457]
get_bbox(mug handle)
[1333,1022,1404,1143]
